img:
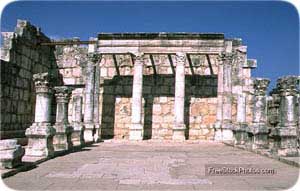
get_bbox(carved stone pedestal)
[84,123,95,143]
[0,139,25,169]
[53,124,73,151]
[172,124,186,141]
[25,123,56,157]
[249,124,269,149]
[271,128,298,157]
[129,123,143,141]
[72,123,85,147]
[233,123,248,145]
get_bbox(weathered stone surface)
[53,86,73,152]
[271,76,299,157]
[248,78,270,150]
[0,139,24,169]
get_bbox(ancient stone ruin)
[0,20,299,168]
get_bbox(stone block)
[0,139,25,169]
[25,123,56,157]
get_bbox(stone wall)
[0,20,58,142]
[98,54,218,140]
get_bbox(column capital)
[277,75,299,96]
[87,52,102,64]
[54,86,73,103]
[132,52,145,64]
[174,52,187,66]
[253,78,270,96]
[33,72,53,94]
[217,51,235,63]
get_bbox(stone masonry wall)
[99,54,218,140]
[0,20,58,142]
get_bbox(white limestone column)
[83,55,95,143]
[84,52,101,143]
[221,41,234,141]
[25,72,56,157]
[93,60,101,142]
[273,76,298,156]
[130,53,144,140]
[72,95,84,146]
[173,52,186,141]
[251,78,270,149]
[53,86,73,151]
[214,58,224,141]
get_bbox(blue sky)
[1,1,299,90]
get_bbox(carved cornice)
[253,78,270,96]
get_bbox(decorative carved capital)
[277,75,298,96]
[132,52,145,65]
[253,78,270,96]
[175,52,186,66]
[33,72,53,94]
[217,51,234,63]
[87,53,102,64]
[54,86,73,103]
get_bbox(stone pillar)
[250,78,270,149]
[93,63,101,142]
[72,95,84,147]
[214,56,224,140]
[173,52,187,141]
[0,139,25,169]
[84,52,100,143]
[53,86,73,152]
[272,76,298,156]
[233,49,248,145]
[268,88,281,128]
[25,72,56,157]
[220,41,234,140]
[130,53,144,140]
[234,92,248,145]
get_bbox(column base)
[94,124,101,142]
[233,123,248,145]
[53,124,73,152]
[172,124,186,141]
[84,123,95,144]
[71,123,85,147]
[234,131,248,145]
[25,123,56,157]
[271,128,298,157]
[252,134,269,150]
[129,123,143,141]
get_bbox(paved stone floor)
[2,141,299,190]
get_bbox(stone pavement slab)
[1,141,299,190]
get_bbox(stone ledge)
[98,32,224,40]
[223,141,300,168]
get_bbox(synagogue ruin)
[0,20,299,168]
